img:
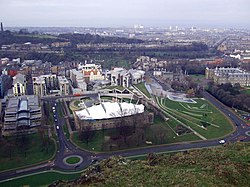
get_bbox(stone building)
[205,67,250,86]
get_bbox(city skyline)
[0,0,250,28]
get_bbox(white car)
[219,139,225,144]
[56,126,59,130]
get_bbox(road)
[0,92,250,182]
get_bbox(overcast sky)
[0,0,249,28]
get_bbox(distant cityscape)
[0,21,250,186]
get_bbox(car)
[219,139,226,144]
[56,126,59,130]
[54,118,57,122]
[91,159,98,164]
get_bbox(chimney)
[0,22,3,32]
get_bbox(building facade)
[12,73,26,96]
[205,67,250,86]
[33,74,69,97]
[70,69,87,94]
[110,68,145,87]
[58,76,70,96]
[74,110,153,131]
[78,63,104,81]
[3,95,42,136]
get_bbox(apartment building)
[12,73,26,96]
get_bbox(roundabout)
[63,155,83,166]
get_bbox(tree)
[3,141,15,160]
[151,125,168,144]
[79,124,95,146]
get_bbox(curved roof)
[75,102,144,120]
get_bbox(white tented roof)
[75,102,144,120]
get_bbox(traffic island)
[63,155,83,166]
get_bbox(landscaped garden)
[71,114,200,152]
[156,96,234,139]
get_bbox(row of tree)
[207,82,250,112]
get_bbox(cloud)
[0,0,249,27]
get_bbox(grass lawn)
[134,82,151,98]
[242,89,250,95]
[57,102,64,118]
[71,115,200,152]
[72,129,118,152]
[190,74,205,79]
[63,124,70,139]
[0,171,81,187]
[66,157,81,164]
[0,134,55,172]
[159,97,233,139]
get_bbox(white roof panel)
[75,102,144,120]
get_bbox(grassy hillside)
[52,142,250,187]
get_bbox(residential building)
[78,63,104,82]
[3,95,42,136]
[33,74,69,97]
[33,76,47,96]
[69,69,87,93]
[58,76,70,96]
[12,73,26,96]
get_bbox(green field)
[0,171,81,187]
[157,96,233,139]
[134,82,151,98]
[0,134,55,172]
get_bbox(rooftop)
[75,102,144,120]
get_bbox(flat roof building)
[3,95,42,136]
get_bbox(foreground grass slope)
[55,142,250,187]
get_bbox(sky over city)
[0,0,250,28]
